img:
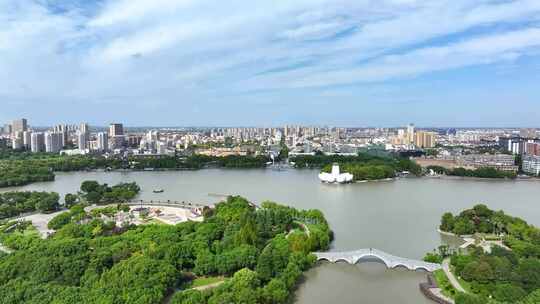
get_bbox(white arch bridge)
[314,248,442,272]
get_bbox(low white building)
[523,155,540,175]
[319,163,353,183]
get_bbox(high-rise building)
[414,131,436,148]
[3,124,12,135]
[53,124,69,147]
[45,132,63,153]
[499,137,524,155]
[23,131,32,149]
[31,132,45,152]
[11,131,23,150]
[525,142,540,156]
[77,131,88,150]
[53,124,65,133]
[109,123,124,137]
[80,123,89,136]
[157,141,167,154]
[108,123,125,150]
[97,132,108,151]
[406,123,415,144]
[12,118,28,134]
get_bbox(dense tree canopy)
[0,191,60,219]
[440,205,540,303]
[427,165,516,179]
[0,147,270,188]
[79,181,140,205]
[0,196,331,304]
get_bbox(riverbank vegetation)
[427,165,517,179]
[436,205,540,303]
[433,269,457,299]
[0,147,270,188]
[439,204,528,237]
[292,153,422,181]
[0,191,60,220]
[0,196,332,304]
[0,163,55,187]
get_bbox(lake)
[4,169,540,304]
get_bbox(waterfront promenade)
[127,199,207,208]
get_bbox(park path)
[192,281,225,291]
[0,243,12,254]
[442,258,465,293]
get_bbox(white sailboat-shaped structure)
[319,163,353,183]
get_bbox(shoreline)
[424,175,540,182]
[437,228,473,239]
[355,177,397,183]
[3,168,536,191]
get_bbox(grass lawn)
[433,269,457,299]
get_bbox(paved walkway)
[0,243,12,254]
[442,258,465,293]
[18,210,68,239]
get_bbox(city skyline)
[3,119,540,129]
[2,1,540,126]
[5,120,540,130]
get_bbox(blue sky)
[1,0,540,127]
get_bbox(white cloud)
[2,0,540,124]
[242,27,540,89]
[88,0,197,27]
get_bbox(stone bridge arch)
[314,248,442,273]
[353,254,391,268]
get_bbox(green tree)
[455,293,486,304]
[440,212,455,232]
[492,283,527,302]
[48,212,72,230]
[80,180,101,193]
[85,191,102,205]
[453,218,475,235]
[517,258,540,291]
[261,278,288,303]
[64,193,78,208]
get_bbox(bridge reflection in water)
[314,248,442,272]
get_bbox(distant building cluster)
[1,118,539,176]
[387,124,436,149]
[497,135,540,175]
[456,154,518,172]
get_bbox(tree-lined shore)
[0,148,270,188]
[0,195,332,304]
[430,205,540,304]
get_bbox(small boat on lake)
[153,189,164,193]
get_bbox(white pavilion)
[318,163,353,183]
